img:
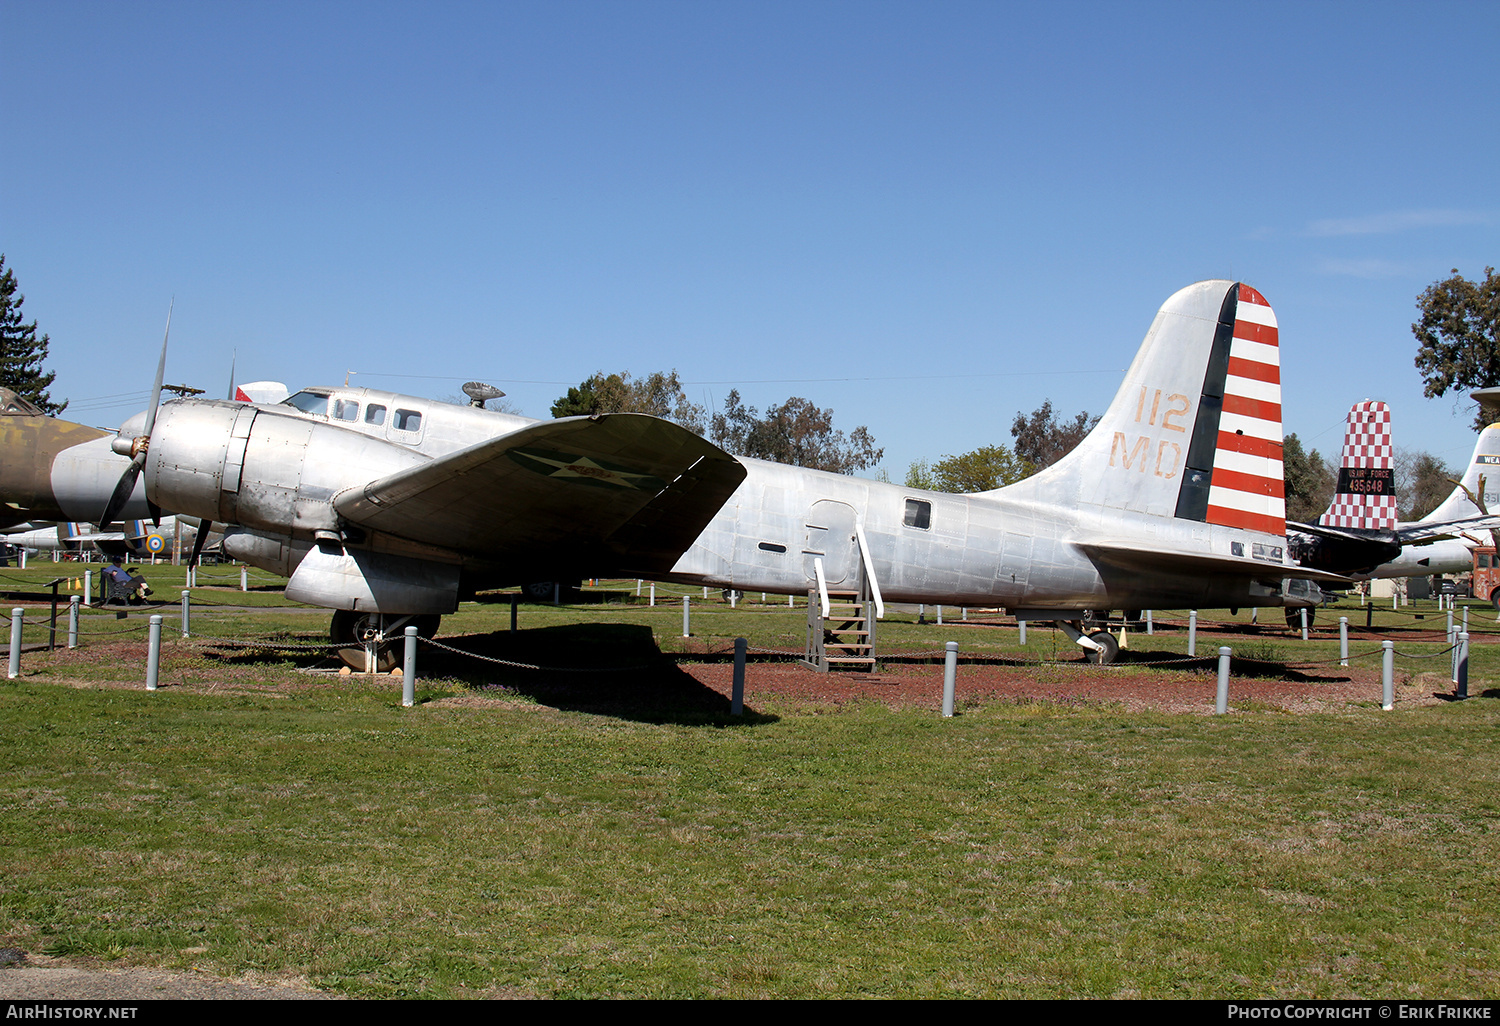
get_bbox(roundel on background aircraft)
[145,531,167,555]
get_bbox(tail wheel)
[331,611,441,672]
[1084,630,1120,665]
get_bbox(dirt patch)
[680,655,1452,715]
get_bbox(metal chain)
[417,634,663,673]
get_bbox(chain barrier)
[416,634,664,673]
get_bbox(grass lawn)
[2,569,1498,997]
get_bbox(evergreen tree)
[0,256,65,415]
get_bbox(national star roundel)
[506,447,667,492]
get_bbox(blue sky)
[5,0,1497,478]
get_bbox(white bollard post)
[1215,646,1231,715]
[1382,640,1394,710]
[1189,610,1197,657]
[402,626,417,707]
[1300,607,1308,642]
[942,641,958,717]
[181,590,191,638]
[729,590,737,609]
[649,583,656,607]
[1019,619,1026,645]
[1339,616,1348,667]
[68,595,79,650]
[240,565,248,591]
[146,614,162,691]
[788,593,794,607]
[8,608,22,679]
[1146,609,1153,635]
[84,570,92,606]
[682,596,690,638]
[936,605,943,625]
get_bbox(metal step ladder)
[802,538,882,672]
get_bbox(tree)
[929,445,1033,492]
[1282,433,1335,523]
[1413,267,1500,423]
[1394,447,1453,521]
[550,369,706,433]
[711,390,883,474]
[904,459,936,489]
[1011,399,1098,469]
[0,255,65,415]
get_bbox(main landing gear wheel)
[1084,630,1120,665]
[330,611,441,672]
[1285,607,1314,630]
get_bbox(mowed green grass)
[2,569,1499,997]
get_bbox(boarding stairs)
[801,523,884,673]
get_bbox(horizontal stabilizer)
[1077,539,1350,585]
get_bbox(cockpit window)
[331,399,359,422]
[0,388,45,416]
[282,390,332,415]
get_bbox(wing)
[1396,515,1500,545]
[334,414,746,574]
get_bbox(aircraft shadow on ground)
[206,622,777,727]
[419,623,779,726]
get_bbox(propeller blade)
[187,519,213,568]
[140,300,172,442]
[97,455,145,529]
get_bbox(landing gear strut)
[330,610,441,672]
[1284,606,1314,631]
[1054,620,1123,665]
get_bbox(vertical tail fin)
[1418,424,1500,525]
[1007,280,1285,536]
[1318,400,1396,530]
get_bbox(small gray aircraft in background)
[100,279,1342,668]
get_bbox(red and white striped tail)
[1319,400,1396,530]
[1204,285,1285,535]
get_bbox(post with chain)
[68,595,79,650]
[942,641,958,718]
[1382,641,1394,711]
[1216,646,1231,714]
[403,626,418,707]
[731,637,746,716]
[146,614,162,691]
[8,608,22,680]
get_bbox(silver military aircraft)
[1288,399,1500,580]
[102,279,1343,668]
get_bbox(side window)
[365,404,387,426]
[904,498,931,530]
[332,399,359,422]
[393,409,422,432]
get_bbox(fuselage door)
[804,499,857,585]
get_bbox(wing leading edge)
[334,414,746,573]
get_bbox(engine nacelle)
[222,526,313,578]
[147,400,426,538]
